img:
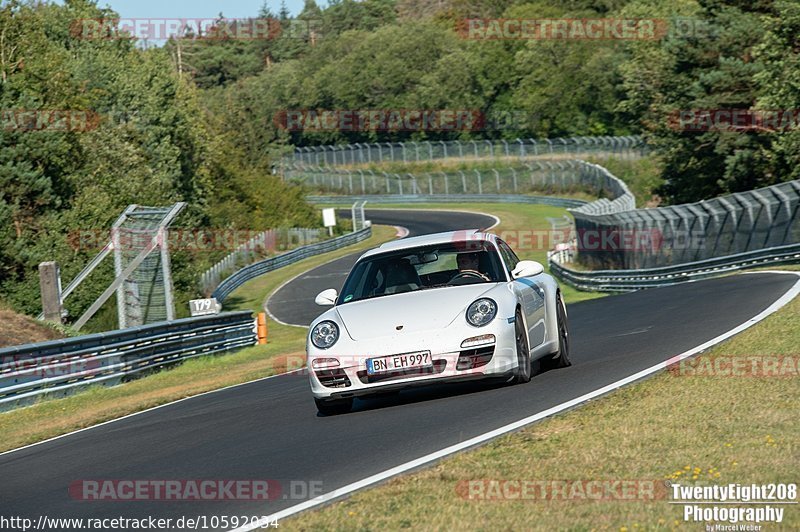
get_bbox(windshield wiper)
[418,283,451,290]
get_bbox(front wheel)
[512,309,531,384]
[543,293,571,370]
[314,397,353,416]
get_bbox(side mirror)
[511,260,544,279]
[315,288,338,306]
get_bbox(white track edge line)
[232,271,800,531]
[0,369,303,458]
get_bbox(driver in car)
[455,252,490,281]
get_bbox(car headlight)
[466,298,497,327]
[311,321,339,349]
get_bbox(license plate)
[366,351,432,375]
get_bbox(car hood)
[334,284,498,341]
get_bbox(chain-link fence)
[284,135,644,169]
[288,159,635,199]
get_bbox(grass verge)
[286,273,799,531]
[588,155,665,207]
[0,226,398,453]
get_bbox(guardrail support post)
[257,312,268,344]
[39,261,63,324]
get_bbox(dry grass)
[0,307,64,348]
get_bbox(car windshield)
[337,241,505,304]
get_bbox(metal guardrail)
[200,228,323,295]
[212,226,372,303]
[306,194,588,209]
[549,243,800,292]
[0,312,256,411]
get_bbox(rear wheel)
[543,293,571,370]
[314,397,353,416]
[513,309,531,384]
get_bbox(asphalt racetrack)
[2,209,797,530]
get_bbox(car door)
[497,239,546,349]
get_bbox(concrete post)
[39,261,63,324]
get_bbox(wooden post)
[39,261,63,324]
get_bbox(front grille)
[456,345,495,370]
[316,368,352,388]
[357,360,447,384]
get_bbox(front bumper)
[308,319,518,399]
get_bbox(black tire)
[543,293,571,370]
[314,397,353,416]
[512,309,532,384]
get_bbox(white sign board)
[322,208,336,228]
[189,297,221,316]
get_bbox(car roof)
[359,229,498,260]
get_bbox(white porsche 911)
[307,229,570,415]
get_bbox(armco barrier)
[548,243,800,292]
[212,226,372,304]
[0,311,256,411]
[306,194,588,209]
